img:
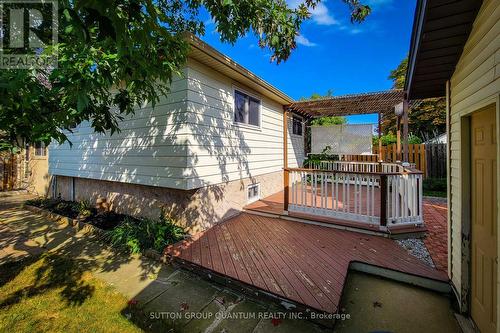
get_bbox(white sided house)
[49,36,304,233]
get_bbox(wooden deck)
[245,190,428,235]
[166,213,447,314]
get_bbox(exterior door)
[471,104,497,333]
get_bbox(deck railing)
[285,161,423,228]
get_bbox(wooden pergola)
[282,90,411,212]
[283,89,411,162]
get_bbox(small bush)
[26,198,96,220]
[77,200,96,219]
[52,201,80,219]
[106,213,185,254]
[25,197,60,209]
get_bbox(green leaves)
[384,56,446,139]
[0,0,371,149]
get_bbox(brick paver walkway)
[422,197,448,271]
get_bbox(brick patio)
[422,197,448,271]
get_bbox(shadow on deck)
[165,212,449,315]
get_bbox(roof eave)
[405,0,427,99]
[185,33,293,105]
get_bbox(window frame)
[292,115,303,136]
[246,183,261,203]
[34,141,47,158]
[232,86,262,130]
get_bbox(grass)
[0,254,142,333]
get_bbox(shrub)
[26,198,96,220]
[106,213,185,254]
[77,200,96,219]
[303,146,339,168]
[25,197,60,209]
[52,201,80,219]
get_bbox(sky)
[199,0,417,124]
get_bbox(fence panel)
[425,143,446,178]
[372,144,427,176]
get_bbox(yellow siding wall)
[449,0,500,304]
[28,154,51,196]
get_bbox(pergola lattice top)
[285,90,406,119]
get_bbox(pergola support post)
[403,97,409,162]
[283,109,289,213]
[378,110,383,163]
[396,116,401,162]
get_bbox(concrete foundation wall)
[54,171,282,233]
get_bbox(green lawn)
[0,254,142,333]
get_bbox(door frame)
[458,95,500,325]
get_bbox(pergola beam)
[286,90,406,118]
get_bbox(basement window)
[247,183,261,203]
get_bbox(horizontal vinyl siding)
[184,60,303,188]
[49,75,192,190]
[449,0,500,297]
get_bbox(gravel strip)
[396,238,435,268]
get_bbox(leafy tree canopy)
[300,89,347,126]
[384,56,446,140]
[372,131,422,146]
[311,116,347,126]
[0,0,371,151]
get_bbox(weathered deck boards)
[166,213,447,314]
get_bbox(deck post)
[380,174,388,227]
[283,109,289,213]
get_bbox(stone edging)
[22,204,166,263]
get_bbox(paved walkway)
[422,197,448,271]
[0,192,330,332]
[0,192,457,332]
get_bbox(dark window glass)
[234,91,246,123]
[234,90,260,127]
[34,142,46,157]
[248,97,260,126]
[292,116,302,136]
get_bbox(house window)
[34,142,46,157]
[247,183,260,203]
[292,115,303,136]
[234,89,261,127]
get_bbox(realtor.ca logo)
[0,0,58,69]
